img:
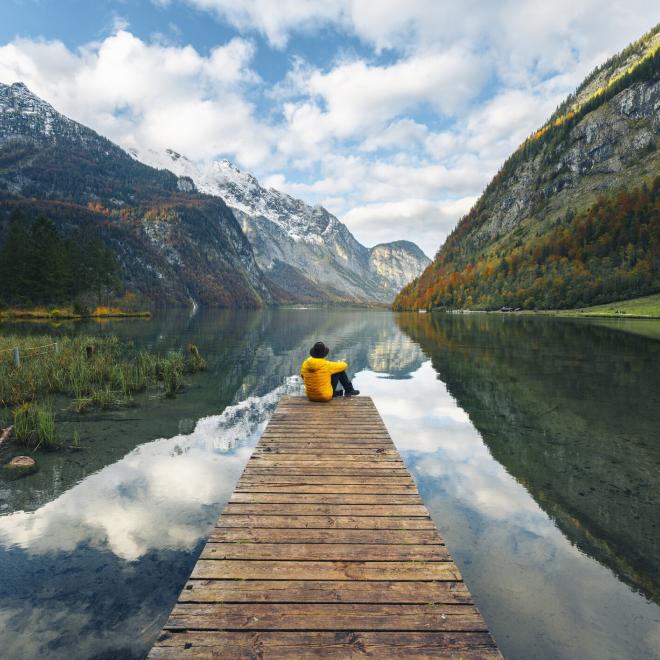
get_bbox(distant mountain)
[132,148,430,303]
[395,25,660,311]
[0,81,269,307]
[0,81,428,307]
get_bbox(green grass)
[0,334,207,451]
[547,293,660,318]
[13,401,57,450]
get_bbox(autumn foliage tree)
[394,178,660,310]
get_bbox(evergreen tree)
[0,213,121,307]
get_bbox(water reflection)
[0,309,424,515]
[0,309,658,660]
[396,313,660,605]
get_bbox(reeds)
[13,401,57,450]
[0,335,206,407]
[0,334,207,450]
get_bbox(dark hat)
[310,341,330,358]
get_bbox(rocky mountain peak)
[0,81,429,306]
[134,146,430,302]
[0,81,66,141]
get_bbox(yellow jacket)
[300,356,348,402]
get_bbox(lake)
[0,308,658,659]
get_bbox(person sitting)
[300,341,360,401]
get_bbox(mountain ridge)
[0,81,273,307]
[0,81,428,307]
[394,24,660,311]
[131,147,430,303]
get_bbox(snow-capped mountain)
[133,148,430,303]
[0,81,270,307]
[0,81,428,306]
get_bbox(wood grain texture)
[200,542,451,561]
[178,579,469,604]
[151,631,500,659]
[215,514,437,529]
[208,528,444,544]
[148,396,500,659]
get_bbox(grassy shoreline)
[0,334,206,452]
[0,306,151,321]
[514,293,660,319]
[424,293,660,319]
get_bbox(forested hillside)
[394,25,659,310]
[397,180,659,310]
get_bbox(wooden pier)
[150,396,500,658]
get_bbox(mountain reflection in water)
[0,309,658,660]
[396,312,660,604]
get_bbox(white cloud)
[1,2,657,256]
[278,48,486,150]
[180,0,346,48]
[0,31,273,167]
[342,196,477,256]
[360,118,428,152]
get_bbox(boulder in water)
[2,455,38,479]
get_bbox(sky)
[0,1,657,256]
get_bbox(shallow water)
[0,309,658,659]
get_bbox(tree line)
[394,178,660,310]
[0,211,119,307]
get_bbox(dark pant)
[331,370,354,393]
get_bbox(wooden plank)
[148,396,499,659]
[250,453,400,459]
[242,468,411,476]
[255,440,398,448]
[222,503,429,516]
[200,543,451,561]
[237,475,416,485]
[216,515,437,529]
[262,430,390,435]
[178,579,468,603]
[151,631,500,658]
[191,560,462,581]
[207,528,444,544]
[253,449,400,456]
[259,438,394,444]
[234,484,419,494]
[229,493,423,504]
[164,603,486,631]
[249,456,405,464]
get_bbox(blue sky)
[0,1,656,255]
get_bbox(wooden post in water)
[12,347,20,367]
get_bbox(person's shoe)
[332,390,344,397]
[344,389,360,396]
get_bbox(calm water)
[0,309,658,659]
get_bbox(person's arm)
[327,359,348,374]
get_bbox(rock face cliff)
[395,25,659,310]
[0,82,269,307]
[133,149,430,303]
